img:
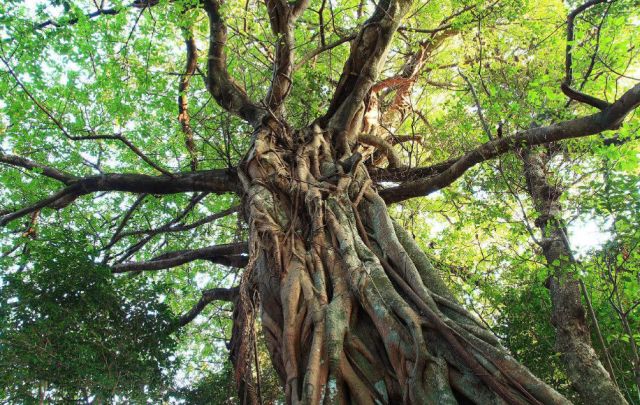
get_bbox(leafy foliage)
[0,230,176,403]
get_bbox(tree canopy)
[1,0,639,403]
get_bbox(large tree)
[1,0,639,403]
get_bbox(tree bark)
[229,121,571,404]
[521,147,628,405]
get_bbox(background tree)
[1,0,639,403]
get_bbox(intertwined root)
[234,125,569,404]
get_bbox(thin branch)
[562,0,612,110]
[119,204,239,239]
[0,54,72,138]
[0,54,173,176]
[576,3,610,93]
[103,194,148,250]
[398,22,456,35]
[458,68,493,140]
[398,3,476,34]
[71,133,174,176]
[110,192,209,261]
[36,3,131,30]
[33,0,163,30]
[596,54,640,81]
[388,134,423,145]
[294,34,355,71]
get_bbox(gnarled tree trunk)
[229,122,571,404]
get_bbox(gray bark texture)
[522,147,628,405]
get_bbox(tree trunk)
[230,121,571,404]
[521,147,628,405]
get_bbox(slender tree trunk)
[618,312,640,397]
[521,147,628,404]
[228,122,571,404]
[38,382,45,405]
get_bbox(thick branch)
[290,0,310,20]
[112,242,248,273]
[380,83,640,203]
[178,286,239,326]
[263,0,309,113]
[0,169,238,226]
[358,133,403,168]
[520,148,627,404]
[369,157,457,182]
[0,187,78,227]
[0,152,76,184]
[388,134,423,145]
[204,0,265,126]
[178,26,199,171]
[321,0,413,131]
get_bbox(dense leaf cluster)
[0,231,176,403]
